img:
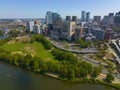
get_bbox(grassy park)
[0,40,55,61]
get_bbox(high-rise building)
[86,12,90,22]
[66,16,71,21]
[102,13,114,25]
[115,11,120,16]
[74,26,83,40]
[109,13,114,17]
[46,11,53,25]
[72,16,77,22]
[52,13,61,22]
[114,11,120,24]
[51,13,62,40]
[53,15,62,26]
[93,16,101,23]
[91,28,105,40]
[114,16,120,24]
[26,21,34,32]
[102,16,109,24]
[46,11,62,25]
[61,21,76,40]
[50,26,61,40]
[81,11,86,22]
[33,24,41,34]
[34,20,40,25]
[108,14,114,24]
[104,28,112,40]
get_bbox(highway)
[47,38,108,66]
[107,43,120,64]
[81,55,108,66]
[49,39,99,54]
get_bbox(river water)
[0,62,116,90]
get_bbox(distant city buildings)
[46,11,53,25]
[26,21,41,34]
[50,25,61,40]
[26,21,34,32]
[93,16,101,24]
[66,16,71,21]
[91,27,105,40]
[81,11,90,22]
[86,12,90,22]
[104,28,112,40]
[114,11,120,24]
[50,21,76,41]
[102,16,110,24]
[46,11,61,25]
[102,13,114,24]
[26,11,120,41]
[81,11,86,22]
[65,15,78,24]
[74,26,83,40]
[33,24,41,34]
[61,21,76,40]
[72,16,77,24]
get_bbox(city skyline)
[0,0,120,18]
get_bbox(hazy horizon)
[0,0,120,18]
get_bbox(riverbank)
[44,72,120,90]
[0,62,116,90]
[0,58,119,90]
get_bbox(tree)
[23,59,31,70]
[78,61,93,74]
[8,30,21,37]
[12,56,20,67]
[76,39,91,48]
[60,66,68,77]
[51,49,78,65]
[105,73,114,84]
[0,30,3,36]
[67,68,75,79]
[40,63,48,73]
[117,65,120,73]
[33,34,53,50]
[96,50,106,58]
[91,67,101,78]
[30,60,39,72]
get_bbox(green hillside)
[0,41,55,61]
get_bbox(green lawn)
[0,41,55,61]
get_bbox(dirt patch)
[11,51,23,55]
[97,73,106,80]
[25,46,36,56]
[16,36,30,43]
[7,40,15,44]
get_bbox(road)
[47,37,108,66]
[107,43,120,64]
[49,39,98,54]
[77,55,108,67]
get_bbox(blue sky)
[0,0,120,18]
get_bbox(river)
[0,62,116,90]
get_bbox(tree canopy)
[76,39,91,48]
[0,30,3,36]
[105,73,114,84]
